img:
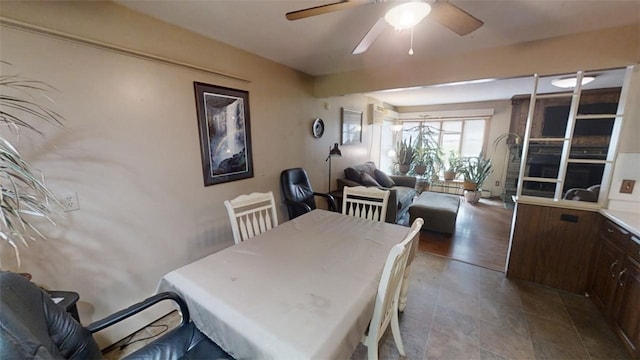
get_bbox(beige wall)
[314,24,640,97]
[0,1,370,346]
[1,0,638,347]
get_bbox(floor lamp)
[325,143,342,192]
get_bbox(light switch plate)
[620,179,635,194]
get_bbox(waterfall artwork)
[194,82,253,186]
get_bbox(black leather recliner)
[0,271,233,360]
[280,168,338,220]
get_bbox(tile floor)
[105,252,631,359]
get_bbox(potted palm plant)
[0,69,63,267]
[460,155,493,203]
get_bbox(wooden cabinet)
[589,219,640,358]
[590,220,629,310]
[506,203,598,293]
[612,257,640,358]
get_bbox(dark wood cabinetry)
[589,219,640,358]
[506,203,598,293]
[507,204,639,358]
[590,220,630,310]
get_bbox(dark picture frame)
[194,82,253,186]
[341,108,363,145]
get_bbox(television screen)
[542,103,617,137]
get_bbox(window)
[401,118,487,163]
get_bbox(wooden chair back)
[342,186,390,222]
[224,191,278,244]
[362,218,424,360]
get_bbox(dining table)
[156,209,414,360]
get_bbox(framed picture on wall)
[341,108,363,145]
[194,82,253,186]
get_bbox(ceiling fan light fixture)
[384,2,431,31]
[551,76,595,88]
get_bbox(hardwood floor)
[418,195,513,272]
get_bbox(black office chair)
[563,184,601,202]
[0,271,233,360]
[280,168,338,220]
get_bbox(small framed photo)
[341,108,362,145]
[194,82,253,186]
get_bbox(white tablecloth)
[157,209,411,360]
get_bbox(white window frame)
[515,66,634,209]
[398,109,494,157]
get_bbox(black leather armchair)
[280,168,338,220]
[0,271,233,360]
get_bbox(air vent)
[368,104,384,125]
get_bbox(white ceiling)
[115,0,638,106]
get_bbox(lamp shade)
[384,2,431,31]
[329,143,342,157]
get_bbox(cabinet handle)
[617,268,627,287]
[607,228,614,233]
[610,260,619,277]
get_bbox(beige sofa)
[336,161,416,224]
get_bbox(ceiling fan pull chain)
[409,27,415,55]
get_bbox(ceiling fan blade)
[286,0,369,21]
[352,17,387,54]
[429,1,484,36]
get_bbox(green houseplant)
[443,150,463,180]
[0,70,63,266]
[493,132,523,161]
[412,124,442,180]
[393,137,416,174]
[461,155,493,203]
[414,146,443,181]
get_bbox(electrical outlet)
[495,180,500,187]
[620,179,635,194]
[61,192,80,212]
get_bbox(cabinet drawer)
[601,220,630,250]
[629,236,640,264]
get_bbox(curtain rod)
[0,17,251,83]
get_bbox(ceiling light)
[384,2,431,31]
[551,76,595,88]
[384,1,431,55]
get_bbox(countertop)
[513,196,640,238]
[599,209,640,239]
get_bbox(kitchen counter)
[600,209,640,238]
[513,196,639,238]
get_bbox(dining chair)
[224,191,278,244]
[342,186,390,222]
[362,217,424,360]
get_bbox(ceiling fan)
[286,0,484,55]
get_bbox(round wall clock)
[312,118,325,138]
